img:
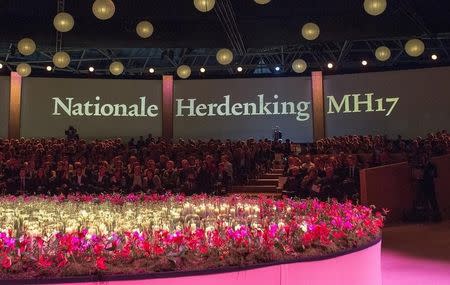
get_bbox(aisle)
[381,221,450,285]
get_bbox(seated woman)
[214,162,231,195]
[143,168,162,194]
[34,167,49,195]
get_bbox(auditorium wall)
[0,76,10,138]
[20,78,162,139]
[173,77,313,142]
[324,66,450,138]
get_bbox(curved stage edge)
[7,238,382,285]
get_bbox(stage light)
[364,0,387,16]
[109,61,124,75]
[405,39,425,57]
[292,59,307,73]
[16,63,32,77]
[275,66,281,71]
[18,38,36,56]
[92,0,115,20]
[52,51,71,68]
[255,0,271,4]
[136,21,154,38]
[53,12,74,32]
[301,22,320,41]
[431,54,438,60]
[194,0,215,12]
[362,60,368,66]
[237,66,243,72]
[149,68,155,73]
[327,63,334,69]
[46,66,52,71]
[89,66,95,72]
[200,67,206,73]
[177,65,191,79]
[0,63,3,69]
[216,48,233,65]
[375,46,391,61]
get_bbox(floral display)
[0,194,385,280]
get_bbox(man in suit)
[14,168,34,195]
[71,165,89,193]
[420,154,441,222]
[342,155,360,201]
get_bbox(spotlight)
[327,63,334,69]
[200,67,206,73]
[431,54,438,60]
[0,63,3,69]
[88,66,95,72]
[149,68,155,73]
[361,60,368,66]
[275,66,281,71]
[46,65,52,71]
[237,66,243,72]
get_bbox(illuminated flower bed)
[0,194,385,280]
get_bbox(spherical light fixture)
[292,59,307,73]
[200,67,206,73]
[92,0,115,20]
[375,46,391,61]
[177,65,191,79]
[301,22,320,41]
[17,38,36,56]
[16,63,32,77]
[363,0,387,16]
[109,61,124,76]
[237,66,243,72]
[136,21,154,39]
[46,66,53,71]
[53,51,71,69]
[327,63,334,69]
[254,0,271,4]
[53,12,74,32]
[89,66,95,72]
[193,0,215,12]
[216,48,233,65]
[149,68,155,73]
[362,60,368,66]
[431,54,438,60]
[405,39,425,57]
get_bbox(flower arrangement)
[0,194,385,280]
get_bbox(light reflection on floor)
[381,221,450,285]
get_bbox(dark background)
[0,76,9,138]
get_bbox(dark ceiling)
[0,0,449,78]
[1,0,449,48]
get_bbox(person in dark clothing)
[420,155,441,222]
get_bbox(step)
[231,185,279,194]
[262,173,283,179]
[272,169,284,174]
[248,179,279,186]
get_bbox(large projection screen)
[174,77,313,142]
[0,76,10,139]
[20,78,162,139]
[324,67,450,138]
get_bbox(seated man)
[161,160,179,192]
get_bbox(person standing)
[421,154,441,222]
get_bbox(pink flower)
[38,256,52,268]
[1,256,12,269]
[96,257,108,270]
